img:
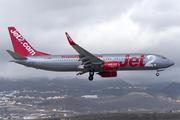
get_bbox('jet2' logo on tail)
[10,30,24,42]
[10,30,36,56]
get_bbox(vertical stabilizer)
[8,27,50,56]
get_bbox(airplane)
[6,27,174,81]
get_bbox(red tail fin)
[8,27,50,56]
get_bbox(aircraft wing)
[65,32,103,68]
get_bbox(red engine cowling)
[99,71,117,77]
[103,61,119,70]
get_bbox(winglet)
[65,32,76,45]
[65,32,103,64]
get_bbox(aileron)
[65,32,103,67]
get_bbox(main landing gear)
[89,69,94,81]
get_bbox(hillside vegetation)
[41,112,180,120]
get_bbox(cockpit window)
[162,57,166,59]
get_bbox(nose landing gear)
[156,73,159,76]
[88,69,94,81]
[156,68,165,77]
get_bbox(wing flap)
[73,45,103,63]
[65,32,103,68]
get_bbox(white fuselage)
[14,53,174,72]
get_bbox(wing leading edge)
[65,32,103,69]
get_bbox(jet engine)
[102,61,119,70]
[98,71,117,77]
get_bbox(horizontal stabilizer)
[6,50,27,60]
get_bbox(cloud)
[0,0,178,83]
[130,0,180,31]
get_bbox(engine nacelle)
[102,61,119,70]
[99,71,117,77]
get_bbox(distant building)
[81,95,98,99]
[172,110,180,113]
[23,116,37,119]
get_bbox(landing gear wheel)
[89,75,93,81]
[156,73,159,76]
[89,69,94,76]
[89,69,94,81]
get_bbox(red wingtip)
[65,32,76,45]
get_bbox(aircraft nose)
[169,60,174,66]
